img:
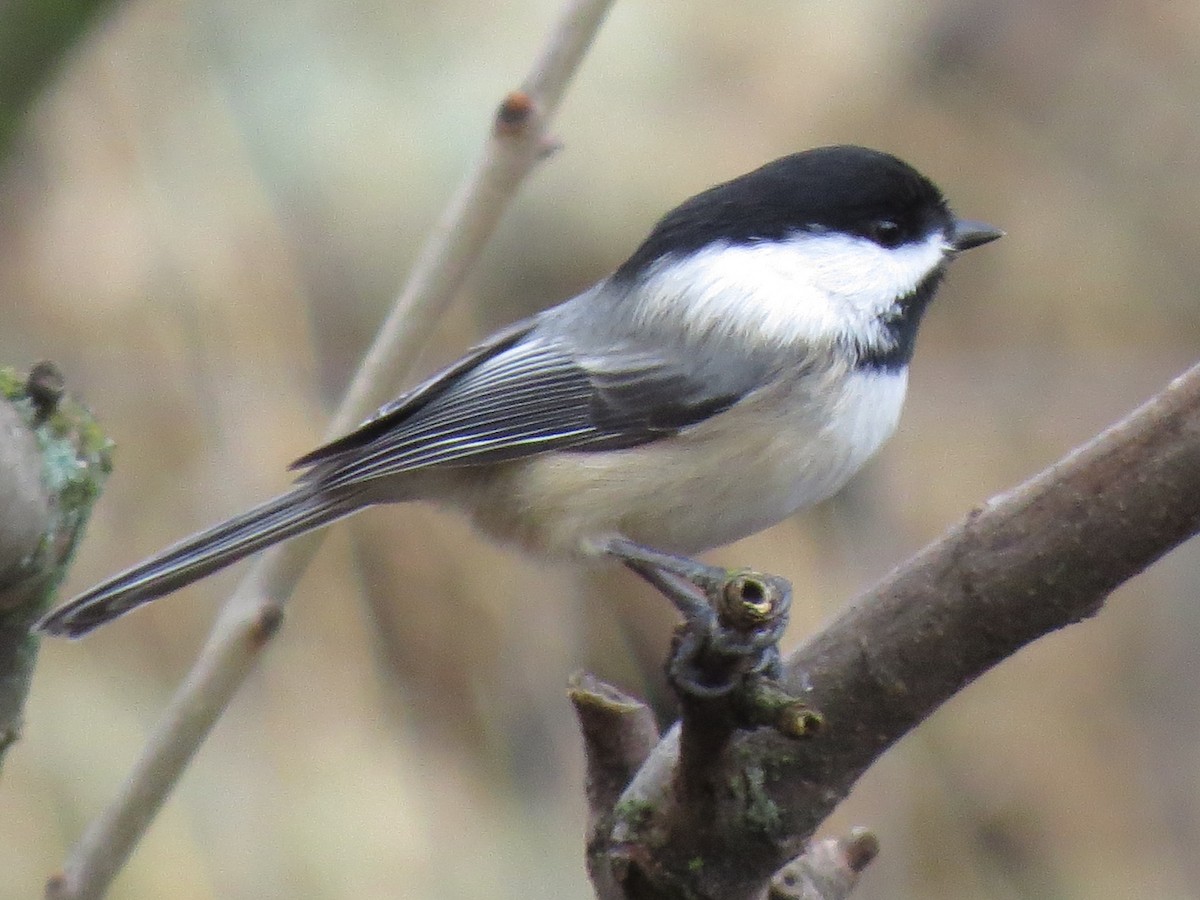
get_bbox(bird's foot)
[603,537,820,738]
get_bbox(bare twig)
[769,829,879,900]
[47,2,614,897]
[569,672,661,900]
[569,672,660,829]
[593,360,1200,899]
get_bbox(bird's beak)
[950,218,1004,251]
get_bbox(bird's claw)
[605,538,819,738]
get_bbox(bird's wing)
[290,317,538,469]
[293,322,771,490]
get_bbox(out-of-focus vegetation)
[4,1,1200,897]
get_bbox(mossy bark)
[0,363,111,771]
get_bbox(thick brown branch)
[598,362,1200,899]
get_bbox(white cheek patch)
[632,230,949,348]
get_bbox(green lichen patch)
[0,365,113,605]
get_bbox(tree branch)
[45,2,615,897]
[0,363,111,771]
[591,360,1200,899]
[768,829,879,900]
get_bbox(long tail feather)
[37,488,355,638]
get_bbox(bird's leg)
[602,537,723,621]
[603,537,820,739]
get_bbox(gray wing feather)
[294,321,770,491]
[290,317,539,468]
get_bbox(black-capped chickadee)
[37,145,1001,638]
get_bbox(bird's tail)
[36,487,357,638]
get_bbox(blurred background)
[4,0,1200,897]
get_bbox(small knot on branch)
[249,605,284,647]
[718,571,776,628]
[494,90,536,135]
[841,827,880,873]
[737,679,824,739]
[27,361,65,425]
[769,827,880,899]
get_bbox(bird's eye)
[868,219,904,248]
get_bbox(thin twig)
[47,2,614,896]
[769,829,879,900]
[569,671,661,831]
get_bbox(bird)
[37,145,1002,638]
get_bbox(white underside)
[457,362,908,556]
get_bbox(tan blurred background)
[4,0,1200,897]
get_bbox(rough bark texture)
[586,362,1200,899]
